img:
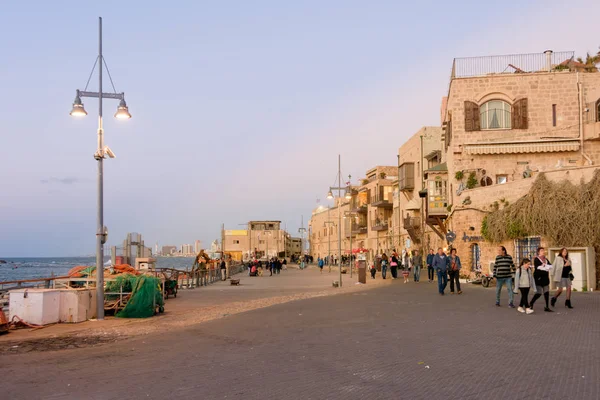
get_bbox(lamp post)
[327,155,351,287]
[298,216,307,269]
[324,216,335,273]
[344,211,358,277]
[70,17,131,320]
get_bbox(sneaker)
[495,302,500,307]
[526,308,534,314]
[544,307,554,312]
[517,307,525,313]
[508,304,516,309]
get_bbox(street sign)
[446,231,457,243]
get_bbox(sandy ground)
[1,266,391,354]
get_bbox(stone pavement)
[2,274,599,400]
[0,265,389,344]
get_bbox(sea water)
[0,257,196,282]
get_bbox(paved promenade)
[2,268,599,399]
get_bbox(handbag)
[569,272,575,281]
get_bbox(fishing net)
[115,275,164,318]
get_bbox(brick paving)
[2,275,599,400]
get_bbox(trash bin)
[357,260,367,284]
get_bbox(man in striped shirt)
[493,246,516,308]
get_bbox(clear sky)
[1,1,598,257]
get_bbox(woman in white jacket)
[551,248,573,309]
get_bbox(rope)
[102,56,118,93]
[83,56,99,91]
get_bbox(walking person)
[426,249,435,283]
[514,258,536,314]
[370,262,377,279]
[551,248,574,309]
[318,257,324,273]
[448,248,462,294]
[219,258,227,281]
[412,250,422,283]
[531,247,553,312]
[381,253,388,280]
[432,248,449,295]
[401,262,410,283]
[494,246,515,308]
[390,252,399,280]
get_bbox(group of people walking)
[368,249,422,283]
[247,257,287,277]
[429,248,462,295]
[495,246,574,313]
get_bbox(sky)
[1,1,599,257]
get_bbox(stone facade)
[440,68,600,282]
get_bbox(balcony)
[351,204,368,214]
[399,163,415,192]
[371,219,389,231]
[352,224,368,235]
[403,217,420,230]
[371,194,392,209]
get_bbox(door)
[471,243,481,271]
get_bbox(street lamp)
[344,211,358,277]
[70,17,131,320]
[326,155,351,287]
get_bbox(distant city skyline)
[1,2,599,256]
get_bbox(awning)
[464,140,580,155]
[404,198,421,210]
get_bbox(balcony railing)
[403,217,420,230]
[371,219,389,231]
[351,203,368,213]
[451,51,575,79]
[371,194,392,209]
[352,224,368,234]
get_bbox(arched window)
[480,100,512,129]
[596,99,600,122]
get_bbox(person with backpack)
[381,253,389,280]
[531,247,553,312]
[493,246,515,308]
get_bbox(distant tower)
[155,242,159,256]
[194,239,202,254]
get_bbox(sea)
[0,257,197,282]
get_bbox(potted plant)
[466,172,477,189]
[455,171,464,181]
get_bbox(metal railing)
[371,219,389,230]
[452,51,575,79]
[403,217,421,229]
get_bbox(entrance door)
[471,243,481,271]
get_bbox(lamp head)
[327,190,334,200]
[70,93,87,117]
[344,188,352,200]
[114,99,132,119]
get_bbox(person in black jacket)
[531,247,553,312]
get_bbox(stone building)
[436,50,600,285]
[223,221,290,260]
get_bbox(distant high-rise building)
[194,240,202,254]
[181,244,194,256]
[161,245,177,256]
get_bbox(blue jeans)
[436,270,448,294]
[495,277,514,305]
[414,266,421,282]
[381,265,388,279]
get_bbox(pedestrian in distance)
[401,262,410,283]
[390,252,399,280]
[370,262,377,279]
[412,249,423,283]
[219,258,227,281]
[381,253,389,279]
[494,246,515,308]
[427,249,435,283]
[531,247,553,312]
[448,248,462,294]
[432,248,449,294]
[514,258,536,314]
[318,257,324,273]
[551,248,574,309]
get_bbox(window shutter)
[589,101,598,122]
[464,101,480,131]
[512,98,528,129]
